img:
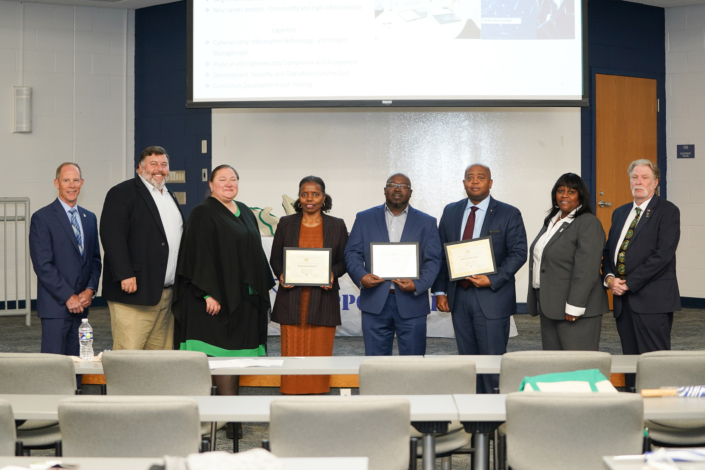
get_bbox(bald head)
[386,172,411,187]
[464,163,491,180]
[463,164,493,204]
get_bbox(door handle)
[599,200,613,208]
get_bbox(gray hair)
[55,162,82,180]
[628,159,660,181]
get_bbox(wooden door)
[595,74,658,309]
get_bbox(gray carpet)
[2,308,704,468]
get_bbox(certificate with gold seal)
[283,248,332,287]
[444,236,497,281]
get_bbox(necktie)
[69,209,84,256]
[459,206,479,289]
[616,207,641,280]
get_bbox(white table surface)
[454,394,705,422]
[71,354,641,375]
[0,456,368,470]
[2,394,459,422]
[603,455,705,470]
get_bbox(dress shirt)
[384,204,408,291]
[434,197,490,297]
[531,207,583,316]
[138,174,183,287]
[58,198,84,250]
[460,196,490,240]
[604,195,653,285]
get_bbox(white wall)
[0,0,135,301]
[666,5,705,299]
[213,107,582,304]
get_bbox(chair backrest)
[0,353,76,394]
[58,396,201,457]
[102,350,212,396]
[506,392,643,470]
[636,351,705,391]
[499,351,612,393]
[359,356,476,395]
[269,397,411,470]
[0,400,16,457]
[636,350,705,429]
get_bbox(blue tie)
[69,209,84,256]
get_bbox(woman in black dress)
[173,164,274,396]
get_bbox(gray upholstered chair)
[505,392,643,470]
[498,351,612,394]
[58,396,201,457]
[496,350,613,470]
[102,350,220,450]
[268,396,411,470]
[0,399,20,456]
[0,353,77,455]
[636,350,705,447]
[359,356,476,470]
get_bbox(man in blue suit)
[345,173,442,355]
[29,162,101,360]
[433,164,527,393]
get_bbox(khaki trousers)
[108,287,174,350]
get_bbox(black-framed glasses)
[386,183,411,190]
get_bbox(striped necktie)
[616,207,641,280]
[69,209,84,256]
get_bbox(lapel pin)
[645,210,651,218]
[83,213,86,218]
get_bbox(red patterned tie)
[459,206,479,289]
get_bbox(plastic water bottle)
[79,318,94,360]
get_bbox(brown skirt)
[280,286,336,394]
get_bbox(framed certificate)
[444,236,497,281]
[283,248,332,287]
[370,242,420,280]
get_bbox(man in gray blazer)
[528,173,608,350]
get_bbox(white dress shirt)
[138,175,183,287]
[604,195,653,284]
[531,207,584,316]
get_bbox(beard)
[145,173,166,190]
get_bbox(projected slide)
[190,0,583,105]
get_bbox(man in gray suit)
[527,173,608,350]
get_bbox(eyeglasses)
[386,183,411,190]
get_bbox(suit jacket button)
[541,269,546,273]
[162,242,165,246]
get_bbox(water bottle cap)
[81,318,88,322]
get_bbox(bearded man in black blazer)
[100,146,184,350]
[602,159,681,364]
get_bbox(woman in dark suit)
[270,176,348,394]
[527,173,608,350]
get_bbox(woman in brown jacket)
[270,176,348,394]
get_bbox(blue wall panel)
[135,0,211,218]
[582,0,666,201]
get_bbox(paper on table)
[208,359,284,369]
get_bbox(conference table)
[452,394,705,470]
[604,455,705,469]
[4,394,457,470]
[9,392,700,470]
[72,354,641,375]
[0,456,369,470]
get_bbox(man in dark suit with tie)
[602,160,680,367]
[29,162,101,359]
[433,164,527,393]
[345,173,442,356]
[100,146,183,350]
